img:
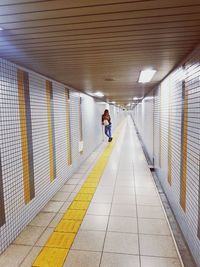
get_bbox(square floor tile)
[140,234,178,258]
[114,186,135,195]
[72,230,105,251]
[63,250,101,267]
[80,215,108,231]
[100,253,140,267]
[92,194,112,204]
[104,232,139,254]
[113,194,135,204]
[0,244,31,267]
[135,186,157,196]
[29,212,55,227]
[111,204,136,217]
[35,227,54,246]
[20,246,43,267]
[141,256,182,267]
[108,216,138,233]
[68,193,77,202]
[137,206,165,219]
[116,180,134,186]
[60,184,76,192]
[95,186,114,194]
[13,225,45,246]
[138,218,170,235]
[52,191,71,201]
[137,195,161,206]
[59,201,71,213]
[48,213,63,227]
[87,203,111,216]
[66,178,80,185]
[42,201,64,212]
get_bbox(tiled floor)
[0,118,183,267]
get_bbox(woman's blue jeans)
[105,124,112,139]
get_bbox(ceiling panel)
[0,0,200,104]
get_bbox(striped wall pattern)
[65,88,72,166]
[180,78,188,212]
[0,151,5,226]
[159,85,162,168]
[79,95,83,153]
[133,44,200,267]
[0,57,124,254]
[46,80,56,181]
[17,69,35,204]
[167,78,172,185]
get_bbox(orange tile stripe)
[65,89,72,165]
[32,123,123,267]
[168,82,172,185]
[180,81,188,212]
[17,70,31,204]
[46,80,56,181]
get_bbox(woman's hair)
[104,109,109,114]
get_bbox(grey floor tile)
[51,191,71,201]
[64,250,101,267]
[59,201,71,213]
[100,253,140,267]
[141,256,182,267]
[137,206,165,219]
[0,245,31,267]
[20,246,43,267]
[140,234,178,258]
[111,204,136,217]
[113,194,135,204]
[87,203,111,216]
[29,212,55,227]
[13,225,45,246]
[108,216,138,233]
[66,178,80,185]
[137,195,161,206]
[42,201,63,212]
[104,232,139,254]
[92,193,113,204]
[138,218,171,235]
[48,213,63,227]
[72,230,105,251]
[35,227,54,246]
[80,215,109,231]
[60,184,76,192]
[114,186,135,195]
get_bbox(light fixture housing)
[138,69,156,83]
[94,91,104,97]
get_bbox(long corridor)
[0,117,183,267]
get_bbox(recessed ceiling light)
[138,69,156,83]
[94,91,104,97]
[0,27,4,31]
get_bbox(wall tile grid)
[132,44,200,267]
[0,58,124,253]
[132,92,154,164]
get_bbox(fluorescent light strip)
[94,91,104,97]
[138,69,156,83]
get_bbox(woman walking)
[102,109,112,142]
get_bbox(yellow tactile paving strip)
[32,125,122,267]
